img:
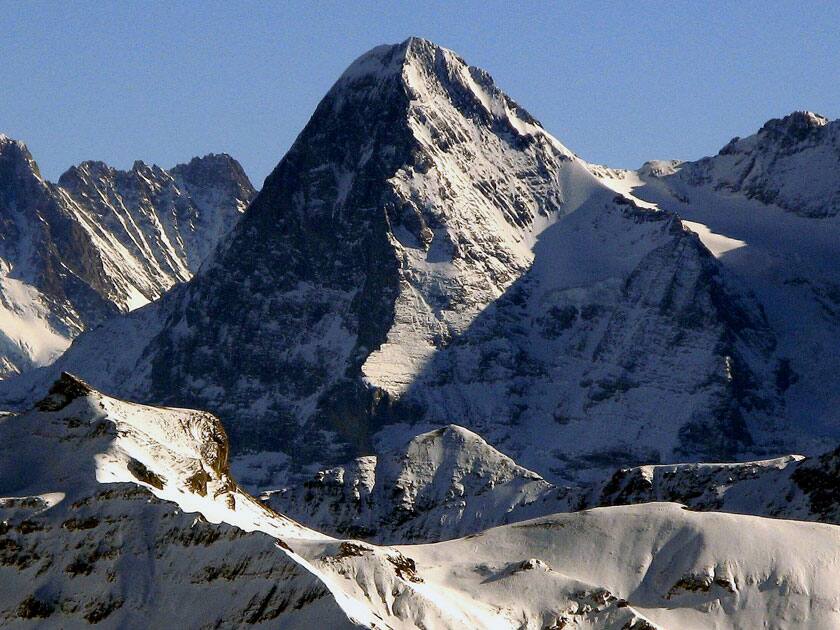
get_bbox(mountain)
[2,375,839,628]
[267,422,840,543]
[263,425,553,542]
[0,135,254,378]
[594,110,840,451]
[2,38,798,488]
[680,111,839,218]
[0,373,351,628]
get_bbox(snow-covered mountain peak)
[264,423,554,543]
[170,152,250,182]
[58,159,111,183]
[663,111,840,217]
[332,38,573,157]
[18,371,234,507]
[638,159,683,178]
[757,109,829,136]
[0,134,25,152]
[396,424,545,483]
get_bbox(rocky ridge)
[0,135,254,377]
[3,376,839,628]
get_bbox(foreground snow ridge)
[1,374,839,628]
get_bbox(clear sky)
[3,2,838,187]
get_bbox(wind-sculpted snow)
[0,136,254,378]
[1,38,792,487]
[3,377,840,629]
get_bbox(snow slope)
[0,136,254,378]
[2,377,839,629]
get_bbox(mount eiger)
[1,38,840,629]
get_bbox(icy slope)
[0,135,253,378]
[3,39,790,485]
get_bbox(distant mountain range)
[0,135,254,377]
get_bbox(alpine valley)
[1,38,840,629]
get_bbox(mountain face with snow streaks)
[4,38,790,488]
[678,111,840,218]
[0,135,253,378]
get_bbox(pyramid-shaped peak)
[328,37,557,151]
[337,37,454,83]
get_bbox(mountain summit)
[680,110,840,217]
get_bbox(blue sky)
[3,2,838,186]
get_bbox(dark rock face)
[35,372,93,411]
[791,445,840,522]
[0,135,254,377]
